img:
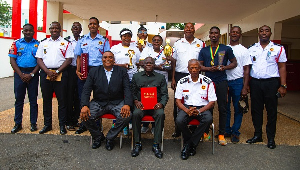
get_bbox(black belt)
[47,68,59,70]
[19,67,35,72]
[252,77,278,81]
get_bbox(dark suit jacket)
[81,65,133,108]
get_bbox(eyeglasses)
[72,25,81,29]
[138,31,147,34]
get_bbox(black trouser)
[66,66,80,126]
[176,104,212,147]
[173,72,189,133]
[215,80,228,135]
[250,77,279,140]
[40,69,68,127]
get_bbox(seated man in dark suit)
[80,51,132,151]
[131,57,169,159]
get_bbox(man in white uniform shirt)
[246,25,287,149]
[36,21,74,135]
[171,23,205,137]
[225,26,252,143]
[175,59,216,160]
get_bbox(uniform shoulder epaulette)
[79,35,85,40]
[179,76,189,84]
[102,36,109,41]
[41,38,47,42]
[203,76,212,84]
[64,36,71,42]
[273,42,282,46]
[248,43,256,49]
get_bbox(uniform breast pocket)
[17,49,24,57]
[95,45,104,52]
[266,52,277,63]
[177,48,187,55]
[249,53,257,63]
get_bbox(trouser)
[66,66,80,126]
[173,72,189,133]
[176,104,212,147]
[40,69,68,126]
[250,77,279,140]
[132,107,165,143]
[215,80,228,135]
[226,78,244,136]
[83,101,131,140]
[14,69,39,125]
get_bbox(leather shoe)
[39,126,52,134]
[66,125,76,131]
[75,124,87,134]
[152,144,163,159]
[131,143,142,157]
[181,144,190,160]
[11,124,22,134]
[60,126,67,135]
[92,136,103,149]
[267,139,276,149]
[30,124,37,132]
[172,132,181,138]
[105,139,114,151]
[189,145,196,156]
[246,136,262,144]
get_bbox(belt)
[19,67,35,72]
[252,77,278,81]
[47,68,59,70]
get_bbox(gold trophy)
[217,52,225,70]
[138,39,145,46]
[128,49,135,69]
[163,39,172,70]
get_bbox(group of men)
[9,18,287,160]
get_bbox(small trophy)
[138,39,145,46]
[162,39,172,70]
[128,49,135,69]
[217,53,225,70]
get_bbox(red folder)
[141,87,157,110]
[81,53,89,79]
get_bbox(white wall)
[0,38,15,78]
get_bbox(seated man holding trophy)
[131,57,169,159]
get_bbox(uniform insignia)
[34,44,38,47]
[202,85,206,90]
[61,42,65,46]
[64,36,71,42]
[180,76,189,84]
[185,95,189,100]
[9,42,16,54]
[18,52,22,56]
[196,44,200,47]
[19,48,24,50]
[270,48,274,51]
[203,76,212,84]
[44,49,47,54]
[253,56,256,61]
[99,41,103,45]
[83,43,87,46]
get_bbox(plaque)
[81,53,89,79]
[141,87,157,110]
[217,51,225,70]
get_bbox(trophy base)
[163,65,172,71]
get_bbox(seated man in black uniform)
[175,59,217,160]
[80,51,132,151]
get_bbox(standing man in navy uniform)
[198,26,237,146]
[246,25,287,149]
[36,21,74,135]
[65,22,82,131]
[171,23,205,137]
[9,24,40,133]
[74,17,110,134]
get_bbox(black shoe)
[172,132,181,138]
[105,139,114,151]
[92,136,103,149]
[11,124,22,134]
[30,124,37,132]
[224,132,232,138]
[75,124,87,134]
[189,145,196,156]
[66,125,76,131]
[181,144,190,160]
[131,143,142,157]
[267,139,276,149]
[246,136,262,144]
[60,126,67,135]
[152,144,163,159]
[39,126,52,134]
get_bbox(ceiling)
[49,0,280,24]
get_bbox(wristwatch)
[56,70,60,74]
[281,84,287,89]
[30,73,34,77]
